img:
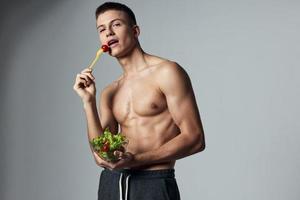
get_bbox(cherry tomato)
[101,143,110,152]
[101,45,109,52]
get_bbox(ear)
[132,25,140,38]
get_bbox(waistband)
[103,167,175,179]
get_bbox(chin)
[109,51,122,58]
[110,47,130,58]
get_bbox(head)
[95,2,140,58]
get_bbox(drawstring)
[119,173,123,200]
[118,172,131,200]
[125,174,131,200]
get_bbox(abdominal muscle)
[119,109,180,170]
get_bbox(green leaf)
[89,128,127,162]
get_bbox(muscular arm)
[84,84,118,154]
[83,99,103,153]
[134,62,206,166]
[98,85,119,134]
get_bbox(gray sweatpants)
[98,168,181,200]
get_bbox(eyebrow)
[96,18,125,29]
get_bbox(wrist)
[82,98,96,107]
[132,153,147,167]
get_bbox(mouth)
[107,39,119,47]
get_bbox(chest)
[112,77,167,123]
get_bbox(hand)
[93,150,137,170]
[73,68,96,102]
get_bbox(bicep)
[159,63,204,139]
[98,87,119,134]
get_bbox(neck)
[116,44,150,78]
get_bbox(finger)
[77,74,92,86]
[76,73,88,83]
[76,75,88,87]
[82,72,95,81]
[78,79,87,88]
[81,68,94,76]
[114,150,124,159]
[80,73,94,85]
[81,68,93,73]
[74,75,87,88]
[78,73,91,83]
[121,152,131,160]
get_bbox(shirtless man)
[73,2,205,200]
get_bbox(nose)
[106,27,114,37]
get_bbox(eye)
[99,29,105,33]
[112,23,121,27]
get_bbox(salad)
[90,127,128,162]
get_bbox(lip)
[109,42,119,48]
[107,39,119,47]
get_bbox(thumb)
[114,150,124,158]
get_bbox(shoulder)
[156,60,190,84]
[99,81,118,102]
[145,55,188,77]
[155,60,192,95]
[158,60,187,75]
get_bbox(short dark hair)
[95,2,137,25]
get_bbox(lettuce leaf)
[90,127,128,162]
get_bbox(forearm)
[83,99,103,144]
[134,132,205,166]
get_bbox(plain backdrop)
[1,0,299,199]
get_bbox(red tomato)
[101,143,110,152]
[101,45,109,52]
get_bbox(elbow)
[183,131,206,154]
[194,133,205,153]
[198,142,206,152]
[195,142,205,153]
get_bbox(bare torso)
[108,58,181,170]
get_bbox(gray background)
[1,0,299,199]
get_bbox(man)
[73,2,205,200]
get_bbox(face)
[96,10,139,58]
